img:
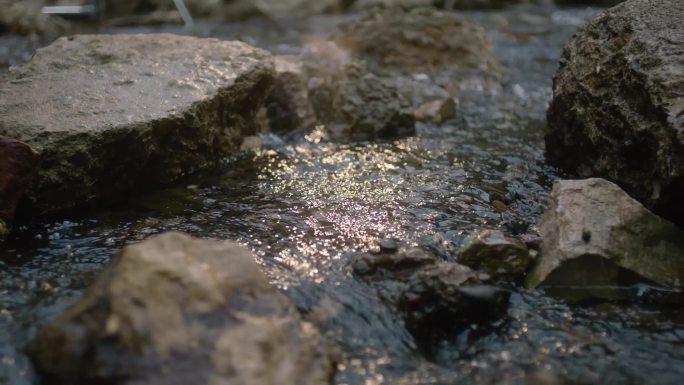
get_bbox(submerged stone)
[529,179,684,290]
[546,0,684,225]
[458,229,532,281]
[0,34,274,214]
[31,232,335,385]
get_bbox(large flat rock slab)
[0,33,274,214]
[545,0,684,225]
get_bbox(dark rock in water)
[261,55,317,134]
[0,34,275,215]
[31,232,336,385]
[529,179,684,291]
[351,244,509,355]
[458,229,532,282]
[0,0,71,35]
[398,261,508,344]
[309,62,415,141]
[546,0,684,225]
[336,7,500,75]
[0,136,40,227]
[352,246,437,276]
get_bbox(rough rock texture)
[0,0,71,35]
[31,232,335,385]
[336,7,500,74]
[546,0,684,225]
[458,229,532,281]
[0,136,40,225]
[0,34,274,214]
[261,55,316,133]
[413,97,458,124]
[309,62,415,141]
[528,179,684,289]
[351,245,508,353]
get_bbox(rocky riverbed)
[2,2,684,385]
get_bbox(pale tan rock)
[529,178,684,289]
[32,232,335,385]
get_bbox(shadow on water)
[2,4,684,385]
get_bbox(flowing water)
[2,4,684,385]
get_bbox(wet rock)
[528,179,684,290]
[348,0,433,10]
[399,261,508,344]
[0,136,40,225]
[0,0,71,35]
[458,229,532,281]
[31,232,335,385]
[0,34,274,214]
[546,0,684,225]
[261,55,316,133]
[309,62,415,141]
[336,7,500,75]
[352,246,437,276]
[351,245,509,354]
[413,97,458,124]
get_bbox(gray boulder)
[31,232,335,385]
[351,244,508,349]
[261,55,317,134]
[546,0,684,225]
[309,62,415,141]
[336,7,500,75]
[0,34,274,214]
[529,178,684,290]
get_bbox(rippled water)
[2,4,684,385]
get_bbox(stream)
[2,4,684,385]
